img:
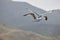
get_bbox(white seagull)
[23,9,48,22]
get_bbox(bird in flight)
[23,8,48,22]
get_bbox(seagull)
[23,9,48,22]
[23,13,47,22]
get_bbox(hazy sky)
[12,0,60,11]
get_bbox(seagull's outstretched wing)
[23,13,36,19]
[26,8,40,17]
[40,11,53,16]
[44,16,48,21]
[26,8,49,16]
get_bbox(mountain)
[47,9,60,14]
[0,0,60,37]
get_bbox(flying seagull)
[23,9,48,22]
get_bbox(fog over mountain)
[0,0,60,37]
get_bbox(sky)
[12,0,60,11]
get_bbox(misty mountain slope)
[0,24,60,40]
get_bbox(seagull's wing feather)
[41,11,52,15]
[23,13,36,19]
[40,12,47,16]
[34,13,40,16]
[26,8,40,16]
[23,14,28,16]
